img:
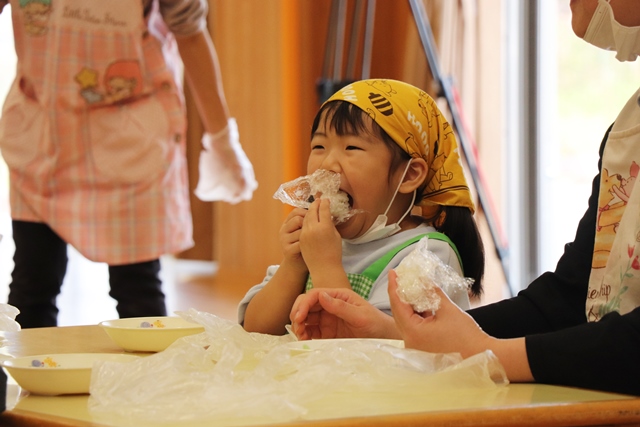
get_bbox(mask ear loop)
[382,160,416,224]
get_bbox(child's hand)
[300,198,342,276]
[279,207,308,270]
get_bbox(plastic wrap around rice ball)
[395,237,474,313]
[273,170,359,224]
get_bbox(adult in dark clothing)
[289,0,640,396]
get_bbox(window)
[539,0,640,274]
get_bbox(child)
[240,79,484,335]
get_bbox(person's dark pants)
[7,220,167,328]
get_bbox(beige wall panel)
[210,1,287,284]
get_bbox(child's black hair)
[429,206,485,297]
[312,100,484,296]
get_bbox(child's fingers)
[285,207,308,221]
[281,212,305,235]
[307,199,321,222]
[304,198,334,225]
[318,198,333,222]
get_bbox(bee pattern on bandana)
[368,92,393,116]
[365,79,398,116]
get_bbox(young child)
[240,79,484,335]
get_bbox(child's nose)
[319,153,342,174]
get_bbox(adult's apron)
[0,0,193,264]
[587,88,640,320]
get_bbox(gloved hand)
[194,118,258,204]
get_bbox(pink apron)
[0,0,193,264]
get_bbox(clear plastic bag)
[0,303,21,348]
[89,309,507,424]
[395,237,474,313]
[273,169,360,224]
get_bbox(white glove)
[194,118,258,204]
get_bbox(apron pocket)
[88,96,170,184]
[0,86,45,169]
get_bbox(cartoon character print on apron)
[587,90,640,321]
[0,0,192,264]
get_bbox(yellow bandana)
[324,79,475,216]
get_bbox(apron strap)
[360,232,462,283]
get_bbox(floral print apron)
[587,88,640,320]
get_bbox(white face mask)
[583,0,640,62]
[344,160,416,245]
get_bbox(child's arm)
[243,260,309,335]
[244,200,351,335]
[243,208,310,335]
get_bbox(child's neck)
[399,215,425,232]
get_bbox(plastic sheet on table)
[88,308,508,425]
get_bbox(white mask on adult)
[583,0,640,62]
[344,160,416,245]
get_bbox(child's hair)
[430,206,484,296]
[312,100,485,296]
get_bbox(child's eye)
[346,145,363,151]
[311,144,324,150]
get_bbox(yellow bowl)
[99,316,205,352]
[1,353,139,396]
